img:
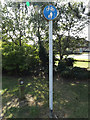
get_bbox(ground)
[1,53,89,118]
[1,75,88,118]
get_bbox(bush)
[72,67,88,80]
[88,71,90,79]
[60,67,89,80]
[57,60,66,72]
[2,45,40,75]
[60,66,72,79]
[57,58,75,73]
[57,58,89,80]
[72,67,87,72]
[61,69,72,79]
[64,58,75,67]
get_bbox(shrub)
[60,66,73,79]
[57,58,75,73]
[72,67,87,72]
[72,67,88,80]
[60,66,89,80]
[64,58,75,67]
[88,71,90,79]
[61,70,72,79]
[2,45,40,76]
[57,60,66,72]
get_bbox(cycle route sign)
[43,5,57,20]
[43,5,57,117]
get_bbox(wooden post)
[18,78,25,100]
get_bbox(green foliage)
[60,66,89,80]
[53,2,88,60]
[57,58,75,72]
[60,67,72,79]
[2,44,39,75]
[57,57,89,80]
[1,1,89,76]
[71,67,89,79]
[64,58,75,66]
[39,41,49,70]
[57,60,66,72]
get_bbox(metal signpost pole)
[43,5,57,118]
[49,20,53,118]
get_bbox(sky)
[1,0,90,3]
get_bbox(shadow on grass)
[2,75,88,118]
[53,79,88,118]
[2,76,49,118]
[2,104,40,118]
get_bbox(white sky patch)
[65,0,89,4]
[28,41,34,45]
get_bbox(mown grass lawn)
[74,61,89,68]
[1,75,88,118]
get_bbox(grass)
[74,61,89,68]
[2,76,49,118]
[53,81,88,118]
[1,75,88,118]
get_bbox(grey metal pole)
[49,20,53,118]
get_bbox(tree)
[29,3,49,70]
[2,2,40,75]
[2,1,37,46]
[53,2,89,60]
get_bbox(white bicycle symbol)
[46,6,55,11]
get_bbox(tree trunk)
[37,26,41,43]
[58,34,63,60]
[19,4,22,47]
[19,38,22,46]
[19,31,22,46]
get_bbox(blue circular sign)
[43,5,57,20]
